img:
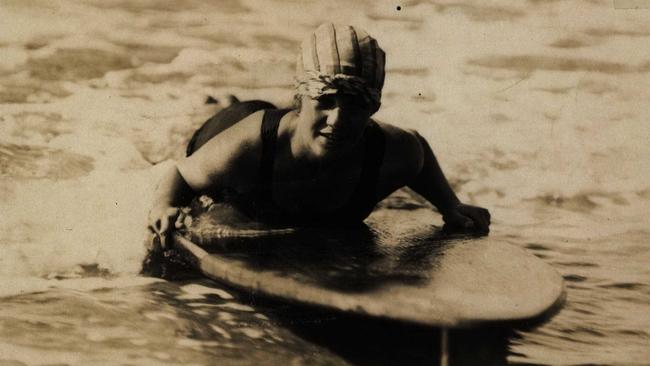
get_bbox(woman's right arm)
[148,163,195,248]
[147,110,265,247]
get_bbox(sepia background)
[1,0,649,364]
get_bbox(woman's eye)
[349,96,370,110]
[316,95,336,109]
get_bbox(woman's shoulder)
[177,110,269,189]
[374,120,424,181]
[373,121,421,153]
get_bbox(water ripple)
[563,274,589,283]
[26,48,133,81]
[468,55,650,74]
[0,144,94,179]
[598,282,646,291]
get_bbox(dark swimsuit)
[187,100,386,227]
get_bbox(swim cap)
[295,23,385,113]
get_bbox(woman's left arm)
[406,131,491,233]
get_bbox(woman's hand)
[442,203,491,234]
[147,203,187,249]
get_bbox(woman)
[148,23,490,247]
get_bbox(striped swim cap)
[295,23,385,112]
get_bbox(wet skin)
[148,93,491,247]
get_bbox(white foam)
[180,284,234,300]
[210,324,232,340]
[237,327,264,339]
[0,275,160,298]
[0,159,172,279]
[217,303,255,312]
[144,311,178,322]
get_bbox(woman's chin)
[318,146,352,162]
[306,135,357,160]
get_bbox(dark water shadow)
[244,295,513,366]
[137,275,532,365]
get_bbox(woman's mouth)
[318,131,347,146]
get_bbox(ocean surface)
[1,0,649,365]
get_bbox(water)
[1,0,649,364]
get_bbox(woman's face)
[297,93,372,158]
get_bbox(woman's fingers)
[147,207,185,250]
[453,205,491,233]
[460,214,474,229]
[465,210,486,232]
[159,215,170,234]
[467,208,490,232]
[152,208,181,233]
[444,211,472,229]
[175,210,186,229]
[159,233,168,249]
[149,219,161,236]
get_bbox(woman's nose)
[325,106,343,128]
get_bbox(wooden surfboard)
[171,192,565,328]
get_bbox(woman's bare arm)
[147,163,195,248]
[407,132,461,215]
[147,111,264,246]
[399,130,491,233]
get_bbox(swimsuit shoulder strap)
[364,120,386,181]
[359,120,386,201]
[257,113,384,225]
[341,120,386,222]
[259,108,290,189]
